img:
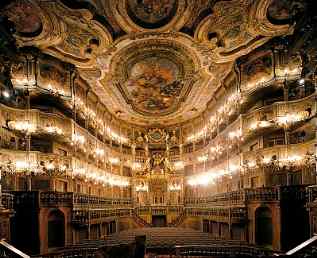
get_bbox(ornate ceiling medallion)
[3,0,43,37]
[3,1,113,68]
[110,0,193,32]
[195,0,294,63]
[109,39,197,116]
[147,128,167,144]
[126,0,178,29]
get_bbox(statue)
[143,152,174,174]
[153,153,164,167]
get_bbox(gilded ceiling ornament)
[5,0,113,68]
[108,38,200,117]
[5,0,300,130]
[147,128,166,144]
[240,51,274,92]
[109,0,194,33]
[2,0,61,47]
[195,0,294,63]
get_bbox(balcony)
[0,149,130,188]
[185,207,247,223]
[0,104,131,160]
[0,93,315,163]
[182,92,316,152]
[1,192,14,210]
[10,191,132,210]
[185,185,307,207]
[72,208,132,225]
[185,140,315,188]
[185,187,280,207]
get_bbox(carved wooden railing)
[0,93,315,163]
[185,207,247,223]
[182,92,316,153]
[307,185,317,203]
[72,193,132,209]
[168,210,186,227]
[1,192,14,209]
[174,244,278,257]
[185,185,308,209]
[39,192,74,207]
[132,212,152,227]
[31,247,99,258]
[245,187,280,202]
[185,187,279,207]
[0,150,130,187]
[72,208,132,225]
[185,190,246,207]
[10,191,132,209]
[185,139,315,187]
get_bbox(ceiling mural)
[3,1,42,37]
[126,0,178,29]
[267,0,305,24]
[125,56,182,114]
[104,37,203,121]
[2,0,297,127]
[109,0,194,33]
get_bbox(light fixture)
[2,91,10,98]
[95,148,104,156]
[8,121,36,133]
[132,162,142,170]
[136,183,148,192]
[169,184,181,191]
[109,157,120,164]
[197,155,208,162]
[174,161,184,170]
[298,78,305,85]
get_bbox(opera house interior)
[0,0,317,257]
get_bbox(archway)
[48,209,65,248]
[255,207,273,247]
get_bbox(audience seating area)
[82,227,246,248]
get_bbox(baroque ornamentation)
[109,0,194,33]
[106,37,203,119]
[4,0,300,127]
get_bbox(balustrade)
[72,208,132,225]
[182,92,316,156]
[175,244,276,257]
[8,191,132,210]
[40,192,73,207]
[72,193,131,209]
[0,93,315,165]
[0,104,131,164]
[31,247,99,258]
[0,149,130,187]
[185,139,315,188]
[185,187,283,207]
[307,185,317,203]
[245,187,280,202]
[185,207,246,222]
[1,192,14,209]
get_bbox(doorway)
[152,215,167,227]
[255,207,273,247]
[48,209,65,248]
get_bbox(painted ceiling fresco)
[3,0,298,126]
[127,0,178,29]
[3,1,42,36]
[125,56,182,114]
